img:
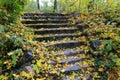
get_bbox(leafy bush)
[0,23,34,69]
[0,0,27,24]
[76,5,120,79]
[0,0,120,79]
[0,0,37,79]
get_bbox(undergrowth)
[0,0,120,80]
[76,5,120,79]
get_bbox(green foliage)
[24,0,38,12]
[25,0,120,13]
[0,0,36,79]
[100,39,120,67]
[0,24,6,33]
[24,0,55,12]
[76,5,120,79]
[0,0,6,7]
[0,23,34,73]
[0,0,120,79]
[0,0,27,24]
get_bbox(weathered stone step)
[23,12,71,16]
[58,49,84,56]
[61,65,82,72]
[60,58,86,64]
[22,16,70,20]
[35,34,81,41]
[45,40,84,48]
[63,75,92,80]
[61,65,94,79]
[25,24,74,29]
[34,28,79,35]
[50,58,88,65]
[22,20,70,24]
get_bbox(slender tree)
[37,0,40,9]
[54,0,57,12]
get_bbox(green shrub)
[0,0,35,78]
[0,23,34,73]
[0,0,27,24]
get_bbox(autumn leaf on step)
[79,54,87,58]
[13,74,20,78]
[63,38,70,41]
[50,41,56,45]
[35,49,39,53]
[40,42,46,45]
[98,68,104,72]
[21,71,32,79]
[33,64,39,73]
[83,61,88,66]
[93,72,99,78]
[36,78,45,80]
[79,45,86,50]
[4,60,12,69]
[56,57,61,62]
[63,63,68,69]
[70,73,76,79]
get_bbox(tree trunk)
[54,0,57,12]
[37,0,40,9]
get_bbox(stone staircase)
[22,13,94,80]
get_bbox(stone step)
[50,58,88,65]
[35,34,81,41]
[23,12,71,16]
[22,20,70,24]
[62,75,92,80]
[60,58,86,64]
[22,16,70,20]
[34,28,79,35]
[61,65,82,73]
[25,24,74,29]
[45,40,84,48]
[58,49,84,56]
[61,65,94,79]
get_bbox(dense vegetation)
[25,0,120,13]
[0,0,35,79]
[0,0,120,79]
[76,6,120,79]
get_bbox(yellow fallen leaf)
[36,78,45,80]
[13,74,19,78]
[83,61,89,66]
[7,52,14,56]
[98,68,104,72]
[117,70,120,76]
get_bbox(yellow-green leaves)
[33,64,39,73]
[113,58,120,66]
[4,60,12,69]
[20,71,34,79]
[7,52,14,56]
[0,0,6,7]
